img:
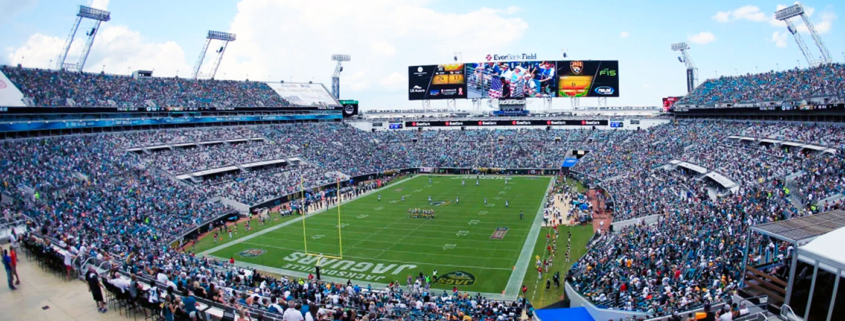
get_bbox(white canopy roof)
[799,226,845,272]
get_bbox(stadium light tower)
[775,3,832,67]
[331,54,351,99]
[672,42,698,93]
[192,31,237,79]
[56,5,111,71]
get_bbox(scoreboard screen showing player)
[555,60,619,98]
[408,64,467,100]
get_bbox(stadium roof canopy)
[750,209,845,245]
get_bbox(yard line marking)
[238,241,511,270]
[201,175,417,256]
[505,176,554,299]
[255,230,525,246]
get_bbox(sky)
[0,0,841,111]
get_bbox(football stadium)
[1,1,845,321]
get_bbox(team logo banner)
[490,227,509,240]
[238,248,267,258]
[435,271,477,286]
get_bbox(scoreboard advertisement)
[408,64,467,100]
[405,119,608,127]
[662,96,683,112]
[556,60,619,98]
[409,60,618,100]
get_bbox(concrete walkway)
[0,250,133,321]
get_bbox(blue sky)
[0,0,841,110]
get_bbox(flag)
[488,77,503,98]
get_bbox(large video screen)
[408,64,467,100]
[408,60,619,100]
[465,61,557,99]
[556,60,619,98]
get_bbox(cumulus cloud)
[6,0,528,109]
[769,31,788,48]
[688,32,716,45]
[218,0,528,97]
[715,3,834,35]
[620,31,630,39]
[370,41,397,57]
[712,5,768,22]
[88,0,110,10]
[7,24,192,75]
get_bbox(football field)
[205,174,552,295]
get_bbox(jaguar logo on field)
[238,248,266,258]
[435,271,477,286]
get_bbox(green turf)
[208,174,551,293]
[519,178,593,307]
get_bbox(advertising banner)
[0,70,26,107]
[408,64,467,100]
[404,119,608,127]
[266,83,341,108]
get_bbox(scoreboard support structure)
[542,97,553,112]
[598,97,607,106]
[421,100,431,112]
[570,97,580,108]
[447,99,456,111]
[472,98,482,112]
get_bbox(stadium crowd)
[3,114,845,319]
[677,63,845,106]
[1,65,291,108]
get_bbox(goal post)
[301,177,344,259]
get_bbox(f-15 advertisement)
[408,60,618,100]
[408,64,467,100]
[405,119,609,127]
[556,60,619,98]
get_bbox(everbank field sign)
[484,53,538,61]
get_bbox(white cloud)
[218,0,528,96]
[769,31,788,48]
[713,11,730,23]
[715,4,834,34]
[7,24,191,75]
[379,71,405,90]
[619,31,630,39]
[88,0,110,10]
[688,32,716,45]
[370,41,396,57]
[713,5,767,22]
[503,6,522,14]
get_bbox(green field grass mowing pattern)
[209,175,551,294]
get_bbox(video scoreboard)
[409,60,619,100]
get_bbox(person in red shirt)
[229,257,235,264]
[9,248,19,285]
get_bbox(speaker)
[592,126,596,130]
[605,200,614,210]
[418,127,422,132]
[546,126,551,131]
[371,128,376,133]
[609,224,614,233]
[461,126,465,131]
